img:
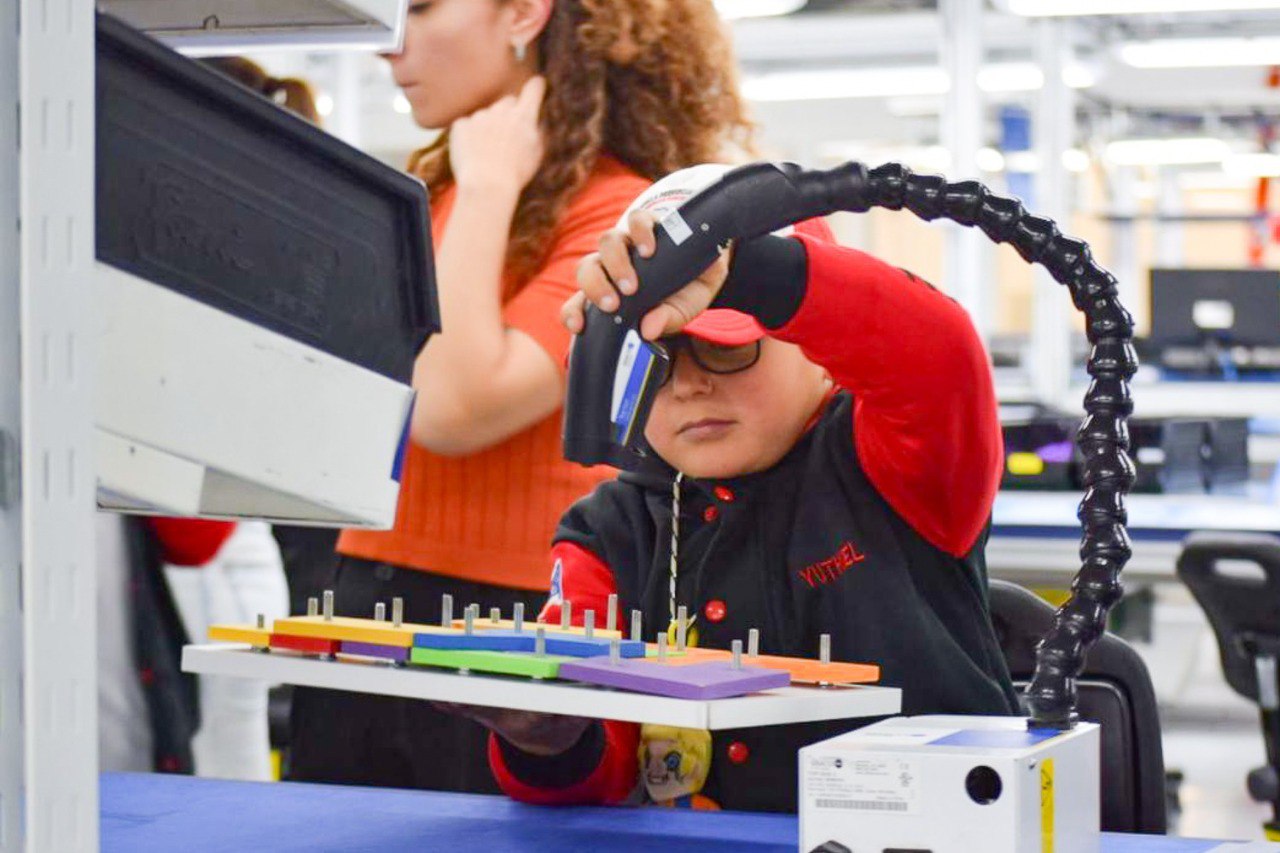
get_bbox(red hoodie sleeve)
[773,234,1003,557]
[487,541,639,804]
[145,518,236,566]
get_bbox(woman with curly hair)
[288,0,753,792]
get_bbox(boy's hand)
[566,209,731,341]
[433,701,593,757]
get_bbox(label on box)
[806,754,919,814]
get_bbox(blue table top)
[101,773,1261,853]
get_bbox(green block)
[408,647,569,679]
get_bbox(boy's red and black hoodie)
[489,231,1021,813]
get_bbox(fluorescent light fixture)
[1104,137,1231,166]
[1224,153,1280,177]
[977,147,1007,172]
[999,0,1280,16]
[742,62,1094,102]
[715,0,807,19]
[1062,148,1091,173]
[1120,37,1280,68]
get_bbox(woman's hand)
[449,75,546,199]
[433,702,592,757]
[564,209,731,341]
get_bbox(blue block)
[411,629,646,658]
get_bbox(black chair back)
[1176,532,1280,702]
[988,579,1167,834]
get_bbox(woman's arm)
[409,77,563,455]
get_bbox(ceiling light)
[742,62,1093,102]
[1104,137,1231,166]
[1062,149,1091,173]
[715,0,807,19]
[1224,153,1280,177]
[998,0,1280,16]
[1120,37,1280,68]
[976,147,1007,172]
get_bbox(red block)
[270,633,340,655]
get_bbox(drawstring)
[668,472,693,631]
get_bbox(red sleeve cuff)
[145,518,236,566]
[488,720,639,805]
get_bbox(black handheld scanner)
[562,161,870,470]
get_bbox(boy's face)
[644,337,831,479]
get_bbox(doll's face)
[644,738,701,801]
[644,338,831,479]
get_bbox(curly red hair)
[407,0,754,291]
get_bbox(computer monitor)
[1149,268,1280,374]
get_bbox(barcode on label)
[815,799,909,811]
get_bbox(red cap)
[683,216,836,345]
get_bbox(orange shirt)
[338,156,650,591]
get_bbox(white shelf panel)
[183,644,902,731]
[100,0,408,54]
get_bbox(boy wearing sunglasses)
[453,166,1018,812]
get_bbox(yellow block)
[273,615,455,647]
[208,624,271,647]
[453,618,624,639]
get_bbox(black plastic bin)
[96,13,438,386]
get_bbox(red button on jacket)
[703,506,719,523]
[714,486,735,502]
[727,741,750,764]
[704,599,727,623]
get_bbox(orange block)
[639,645,878,684]
[208,624,271,647]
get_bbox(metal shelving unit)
[1,3,408,849]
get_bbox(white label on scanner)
[659,210,694,246]
[806,755,919,814]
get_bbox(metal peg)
[748,628,760,658]
[374,602,386,622]
[464,606,475,635]
[392,597,404,628]
[535,626,546,656]
[820,633,831,666]
[584,610,595,639]
[657,633,668,662]
[306,597,318,617]
[513,602,525,633]
[561,599,572,631]
[322,590,334,622]
[732,639,743,670]
[676,606,688,651]
[609,638,621,665]
[490,607,501,624]
[606,594,617,633]
[441,594,453,628]
[256,613,265,630]
[631,609,643,642]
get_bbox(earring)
[513,41,527,62]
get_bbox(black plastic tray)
[96,12,438,385]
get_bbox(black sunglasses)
[653,335,762,387]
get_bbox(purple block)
[340,641,410,663]
[557,659,789,700]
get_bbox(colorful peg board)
[185,643,903,730]
[408,647,571,680]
